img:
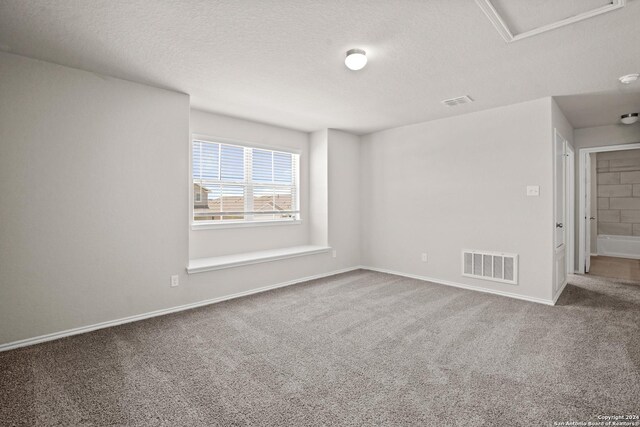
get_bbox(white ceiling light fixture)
[620,113,639,125]
[619,74,639,85]
[345,49,367,71]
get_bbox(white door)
[585,153,591,273]
[554,130,567,292]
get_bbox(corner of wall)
[326,129,362,267]
[309,130,329,247]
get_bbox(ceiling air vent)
[441,95,474,107]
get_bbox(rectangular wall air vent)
[462,250,518,285]
[441,95,474,107]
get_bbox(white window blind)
[192,139,300,223]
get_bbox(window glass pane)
[220,185,244,219]
[253,187,274,212]
[202,143,219,180]
[252,149,272,183]
[220,145,244,181]
[194,184,221,221]
[205,185,221,213]
[252,186,295,219]
[193,141,219,180]
[274,188,294,213]
[192,141,202,178]
[273,152,293,184]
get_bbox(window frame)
[190,134,302,230]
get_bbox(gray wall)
[310,129,329,246]
[596,149,640,236]
[574,124,640,150]
[0,52,190,344]
[551,99,574,153]
[360,98,555,301]
[0,52,361,346]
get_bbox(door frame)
[577,142,640,274]
[566,145,575,274]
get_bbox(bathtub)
[597,235,640,259]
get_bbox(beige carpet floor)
[1,270,639,426]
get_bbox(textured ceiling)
[490,0,614,34]
[0,0,639,134]
[555,90,640,129]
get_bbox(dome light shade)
[621,113,639,125]
[345,49,367,71]
[619,74,639,85]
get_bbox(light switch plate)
[526,185,540,196]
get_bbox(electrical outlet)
[332,250,337,258]
[421,253,428,262]
[170,275,179,287]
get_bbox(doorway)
[578,143,640,277]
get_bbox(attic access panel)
[475,0,625,43]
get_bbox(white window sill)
[187,245,331,274]
[191,219,302,231]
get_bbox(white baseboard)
[0,266,360,353]
[359,266,556,306]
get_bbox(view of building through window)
[192,139,299,223]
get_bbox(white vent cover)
[462,250,518,285]
[441,95,474,107]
